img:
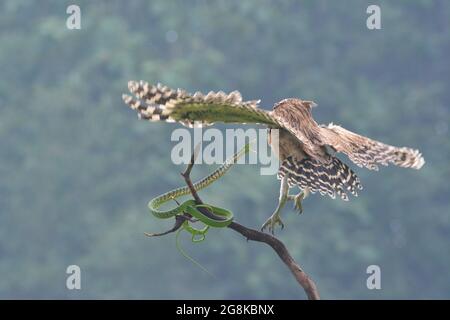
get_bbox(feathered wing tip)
[122,80,271,128]
[121,93,173,122]
[122,81,186,124]
[346,143,425,171]
[278,156,363,201]
[382,146,425,170]
[320,124,425,171]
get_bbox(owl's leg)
[261,174,289,234]
[287,187,310,214]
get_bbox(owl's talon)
[293,192,304,214]
[261,213,284,234]
[288,189,309,215]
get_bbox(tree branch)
[180,143,204,205]
[144,215,187,238]
[183,151,319,300]
[149,145,320,300]
[226,222,320,300]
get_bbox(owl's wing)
[318,123,425,170]
[271,102,329,161]
[122,81,281,128]
[270,101,424,170]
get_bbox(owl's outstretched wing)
[270,99,424,170]
[319,123,425,170]
[122,81,281,128]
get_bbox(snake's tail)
[175,228,215,278]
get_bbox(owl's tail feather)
[278,156,362,201]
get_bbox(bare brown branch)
[144,215,187,237]
[178,151,320,300]
[227,222,320,300]
[181,143,203,204]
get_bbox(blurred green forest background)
[1,0,449,299]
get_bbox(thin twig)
[181,143,203,204]
[144,215,187,237]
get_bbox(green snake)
[148,143,250,241]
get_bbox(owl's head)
[272,98,317,111]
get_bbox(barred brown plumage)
[122,81,425,233]
[319,123,425,171]
[278,156,362,201]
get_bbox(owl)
[123,81,424,233]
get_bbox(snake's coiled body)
[148,144,249,236]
